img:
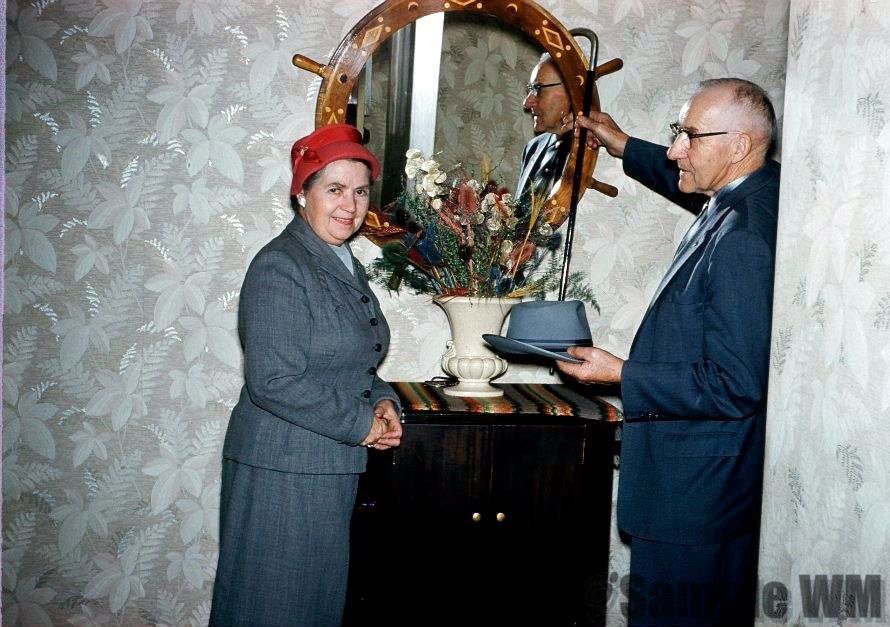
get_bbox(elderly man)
[561,78,779,626]
[515,53,574,215]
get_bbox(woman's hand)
[361,400,403,450]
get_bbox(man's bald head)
[695,78,778,159]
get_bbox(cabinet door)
[490,423,589,529]
[387,423,493,624]
[391,423,487,522]
[484,424,594,624]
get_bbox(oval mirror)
[293,0,622,244]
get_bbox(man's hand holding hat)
[556,346,625,384]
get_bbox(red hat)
[290,124,381,196]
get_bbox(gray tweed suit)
[210,215,400,626]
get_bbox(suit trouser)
[625,530,759,627]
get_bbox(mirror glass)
[349,13,570,211]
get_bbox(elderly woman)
[210,124,402,626]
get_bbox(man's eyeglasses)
[669,122,733,144]
[525,81,563,97]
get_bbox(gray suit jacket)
[223,215,400,474]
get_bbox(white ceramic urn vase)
[433,296,521,397]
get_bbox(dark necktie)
[673,199,712,260]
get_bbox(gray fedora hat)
[483,300,592,364]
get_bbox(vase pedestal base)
[443,380,504,398]
[434,296,521,398]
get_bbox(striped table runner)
[392,382,621,422]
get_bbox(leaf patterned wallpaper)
[757,1,890,624]
[433,12,539,188]
[0,0,802,624]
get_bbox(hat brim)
[482,334,583,364]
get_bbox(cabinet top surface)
[391,382,622,424]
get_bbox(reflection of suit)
[515,132,571,216]
[617,138,780,626]
[211,216,399,626]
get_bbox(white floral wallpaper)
[2,0,790,624]
[757,1,890,624]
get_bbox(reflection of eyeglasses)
[525,81,563,96]
[669,122,736,144]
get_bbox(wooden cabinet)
[345,383,620,627]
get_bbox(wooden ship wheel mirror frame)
[292,0,622,240]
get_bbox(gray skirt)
[209,459,359,627]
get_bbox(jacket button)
[361,295,370,303]
[369,317,378,326]
[374,343,382,352]
[361,390,371,399]
[367,366,377,375]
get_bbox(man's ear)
[731,132,753,164]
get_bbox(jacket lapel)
[517,133,556,199]
[285,216,364,292]
[642,162,778,316]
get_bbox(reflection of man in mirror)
[515,53,574,218]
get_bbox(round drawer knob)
[471,512,481,522]
[496,512,506,522]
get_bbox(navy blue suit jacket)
[617,138,779,545]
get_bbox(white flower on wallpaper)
[703,47,760,78]
[180,303,240,367]
[88,0,154,54]
[85,551,146,613]
[72,42,116,89]
[4,574,57,627]
[181,113,247,183]
[675,0,738,75]
[52,489,111,554]
[821,271,875,384]
[147,79,215,144]
[166,544,213,590]
[3,392,59,461]
[176,0,218,36]
[803,180,855,301]
[89,174,151,244]
[244,26,305,94]
[172,179,218,225]
[880,345,890,412]
[4,196,60,273]
[612,0,643,24]
[6,3,60,81]
[52,302,112,370]
[272,96,310,144]
[71,233,113,281]
[69,421,113,467]
[143,446,210,514]
[84,366,148,431]
[145,260,213,328]
[169,363,214,407]
[176,483,220,543]
[610,282,656,336]
[582,222,636,285]
[256,145,293,194]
